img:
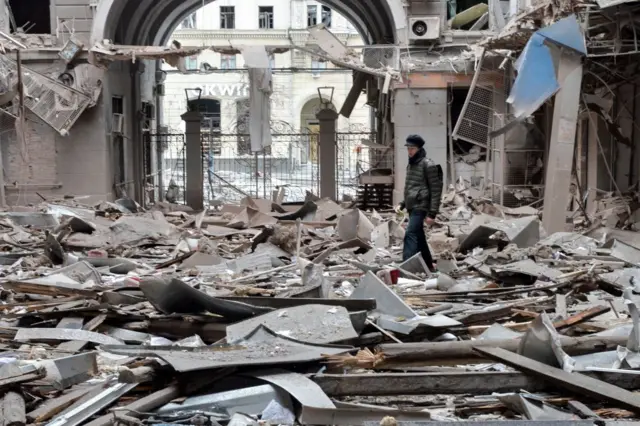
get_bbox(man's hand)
[425,217,435,226]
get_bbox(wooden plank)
[0,281,97,297]
[0,370,45,390]
[311,371,640,396]
[377,334,627,364]
[475,346,640,414]
[554,306,610,330]
[26,386,94,422]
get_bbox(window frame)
[258,6,274,29]
[220,6,235,29]
[220,54,237,70]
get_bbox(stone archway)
[90,0,403,203]
[92,0,406,46]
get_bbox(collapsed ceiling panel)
[0,55,92,136]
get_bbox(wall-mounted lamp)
[317,86,334,108]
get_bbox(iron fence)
[201,132,319,203]
[336,132,384,201]
[143,133,186,205]
[143,130,383,205]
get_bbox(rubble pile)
[2,188,640,425]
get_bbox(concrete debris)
[1,191,640,424]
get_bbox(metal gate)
[201,132,320,203]
[336,131,386,201]
[144,128,384,205]
[143,133,186,205]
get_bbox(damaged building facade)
[0,0,638,224]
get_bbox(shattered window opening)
[220,54,237,70]
[220,6,235,29]
[8,0,50,33]
[112,96,125,192]
[259,6,274,29]
[307,5,318,27]
[181,12,197,29]
[321,6,332,28]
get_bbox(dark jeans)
[402,210,435,271]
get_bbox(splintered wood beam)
[475,346,640,414]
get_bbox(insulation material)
[240,46,273,152]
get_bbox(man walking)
[398,135,443,272]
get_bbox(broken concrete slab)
[103,325,352,372]
[459,215,540,253]
[226,304,358,344]
[337,209,374,242]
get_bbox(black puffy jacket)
[401,149,443,219]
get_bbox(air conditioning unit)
[408,17,441,40]
[112,113,124,134]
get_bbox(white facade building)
[159,0,373,202]
[161,0,372,139]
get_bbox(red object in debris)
[389,269,400,284]
[87,249,108,258]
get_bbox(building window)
[111,96,125,191]
[220,54,236,69]
[185,55,198,70]
[220,6,235,29]
[190,99,221,130]
[181,13,196,29]
[321,6,332,27]
[311,57,327,75]
[259,6,274,29]
[307,5,318,27]
[9,0,51,32]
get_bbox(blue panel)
[507,33,560,118]
[537,14,587,55]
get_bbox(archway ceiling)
[104,0,396,46]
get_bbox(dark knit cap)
[405,134,425,148]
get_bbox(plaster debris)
[0,188,637,423]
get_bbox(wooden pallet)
[356,184,393,210]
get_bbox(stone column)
[393,88,448,205]
[542,52,583,234]
[316,108,338,200]
[181,110,203,209]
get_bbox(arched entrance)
[187,98,221,133]
[90,0,400,204]
[92,0,406,46]
[300,98,336,165]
